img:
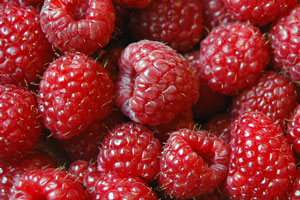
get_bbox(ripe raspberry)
[0,84,42,160]
[83,171,103,196]
[113,0,151,8]
[0,2,53,86]
[287,170,300,199]
[38,52,114,139]
[10,168,89,200]
[40,0,115,54]
[116,40,199,126]
[69,160,97,184]
[287,105,300,155]
[129,0,203,52]
[199,22,269,95]
[270,4,300,83]
[227,112,296,199]
[97,122,161,182]
[159,129,230,199]
[224,0,297,26]
[231,71,297,126]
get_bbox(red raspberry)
[97,122,161,182]
[10,168,89,200]
[60,108,125,161]
[113,0,151,8]
[287,105,300,155]
[0,2,53,86]
[128,0,203,52]
[38,52,114,139]
[40,0,115,55]
[0,84,42,160]
[227,112,296,199]
[270,4,300,83]
[287,170,300,199]
[69,160,97,184]
[230,71,297,126]
[83,171,103,196]
[199,22,269,95]
[224,0,297,26]
[158,129,230,199]
[116,40,199,126]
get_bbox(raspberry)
[227,112,296,199]
[270,4,300,83]
[116,40,199,126]
[113,0,151,8]
[159,129,230,199]
[224,0,297,26]
[97,122,161,182]
[287,105,300,155]
[38,52,114,139]
[231,71,297,126]
[128,0,204,52]
[10,168,89,200]
[0,84,42,160]
[68,160,97,184]
[83,171,103,196]
[0,2,53,86]
[40,0,115,54]
[287,170,300,199]
[199,22,269,95]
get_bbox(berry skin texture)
[97,122,161,182]
[159,129,230,199]
[227,112,296,199]
[116,40,199,126]
[0,84,42,160]
[199,22,269,95]
[287,105,300,155]
[129,0,203,52]
[69,160,97,184]
[40,0,115,54]
[224,0,297,26]
[270,4,300,83]
[113,0,151,8]
[10,168,89,200]
[287,170,300,199]
[231,71,297,126]
[38,52,114,139]
[0,2,53,86]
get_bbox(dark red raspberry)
[116,40,199,126]
[113,0,151,8]
[287,105,300,155]
[287,170,300,199]
[159,129,230,199]
[199,22,269,95]
[97,122,161,182]
[227,112,296,199]
[60,108,125,161]
[129,0,203,52]
[0,2,53,86]
[270,4,300,83]
[38,52,114,139]
[69,160,97,184]
[231,71,297,126]
[0,84,42,160]
[10,168,89,200]
[40,0,115,54]
[224,0,297,26]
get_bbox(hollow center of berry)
[196,151,214,167]
[66,0,89,21]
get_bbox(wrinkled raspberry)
[159,129,230,199]
[231,71,297,126]
[38,52,114,139]
[116,40,199,126]
[69,160,97,184]
[40,0,115,54]
[199,22,269,95]
[129,0,203,52]
[0,84,42,160]
[227,112,296,199]
[287,105,300,155]
[0,2,54,86]
[97,122,161,182]
[113,0,151,8]
[224,0,297,26]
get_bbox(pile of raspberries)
[3,0,300,199]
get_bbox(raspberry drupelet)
[287,105,300,155]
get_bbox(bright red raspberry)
[116,40,199,126]
[128,0,203,52]
[40,0,115,55]
[38,52,114,139]
[270,4,300,83]
[83,171,103,196]
[159,129,230,199]
[224,0,297,26]
[0,84,42,160]
[287,105,300,155]
[0,2,53,86]
[10,168,89,200]
[227,112,296,199]
[230,71,297,126]
[69,160,97,184]
[60,108,125,161]
[113,0,151,8]
[97,122,161,182]
[287,170,300,199]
